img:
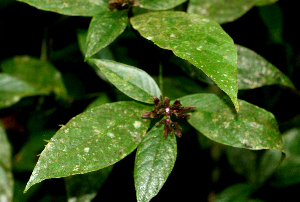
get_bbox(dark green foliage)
[0,0,299,201]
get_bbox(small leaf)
[24,101,151,192]
[65,165,113,202]
[215,183,255,202]
[236,44,294,89]
[130,11,239,111]
[139,0,187,10]
[84,93,110,112]
[187,0,279,24]
[89,59,161,104]
[0,124,13,202]
[1,56,68,101]
[17,0,109,16]
[85,10,128,60]
[268,128,300,187]
[134,126,177,202]
[180,93,283,151]
[0,73,39,109]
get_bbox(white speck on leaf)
[108,132,115,138]
[133,121,141,129]
[84,147,90,153]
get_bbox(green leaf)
[134,126,177,202]
[130,11,239,111]
[0,124,13,202]
[139,0,187,10]
[84,93,110,112]
[85,10,128,60]
[65,165,113,202]
[1,56,68,101]
[180,93,283,151]
[0,73,39,109]
[236,45,294,89]
[187,0,278,24]
[89,59,161,104]
[268,128,300,187]
[17,0,109,16]
[215,183,255,202]
[24,101,151,192]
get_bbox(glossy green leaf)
[24,101,151,192]
[65,165,113,202]
[236,45,294,89]
[0,73,39,109]
[130,11,239,111]
[134,126,177,202]
[215,183,255,202]
[1,56,68,100]
[187,0,278,24]
[139,0,187,10]
[268,128,300,187]
[85,10,128,60]
[89,59,161,104]
[180,93,283,151]
[17,0,109,16]
[0,124,13,202]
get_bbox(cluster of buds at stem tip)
[142,95,195,139]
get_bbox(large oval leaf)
[236,44,294,89]
[130,11,239,111]
[85,10,128,60]
[139,0,187,10]
[89,59,161,104]
[134,126,177,202]
[17,0,109,16]
[180,93,283,151]
[24,101,151,192]
[187,0,279,24]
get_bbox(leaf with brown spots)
[24,101,151,193]
[180,93,283,151]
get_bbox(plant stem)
[159,62,163,96]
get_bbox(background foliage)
[1,0,300,201]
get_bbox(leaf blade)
[24,101,151,192]
[236,44,295,89]
[85,10,128,60]
[17,0,109,16]
[89,59,161,103]
[139,0,187,10]
[134,126,177,202]
[130,11,239,111]
[180,93,283,151]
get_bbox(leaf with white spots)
[85,10,128,60]
[134,126,177,202]
[0,124,13,202]
[236,44,295,90]
[17,0,109,16]
[139,0,187,10]
[24,101,151,193]
[130,11,239,111]
[89,59,161,104]
[180,93,283,151]
[187,0,279,24]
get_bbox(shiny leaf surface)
[180,93,283,151]
[131,11,239,111]
[24,101,151,192]
[139,0,187,10]
[89,59,161,104]
[134,126,177,202]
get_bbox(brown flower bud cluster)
[108,0,140,10]
[142,96,195,138]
